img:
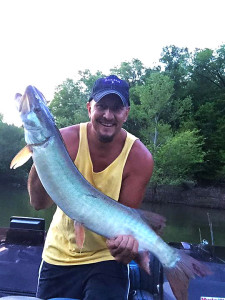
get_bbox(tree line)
[0,114,32,185]
[1,45,225,186]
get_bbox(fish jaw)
[15,86,55,146]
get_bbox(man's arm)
[119,140,154,208]
[107,140,154,264]
[28,164,54,210]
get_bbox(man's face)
[87,94,130,143]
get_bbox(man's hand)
[106,235,139,265]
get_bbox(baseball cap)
[89,75,130,107]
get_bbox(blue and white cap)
[89,75,130,107]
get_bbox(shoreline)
[2,183,225,210]
[144,185,225,209]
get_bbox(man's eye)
[113,106,122,112]
[97,104,106,110]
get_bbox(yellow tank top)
[42,122,138,265]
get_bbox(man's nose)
[103,108,114,119]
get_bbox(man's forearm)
[28,165,54,210]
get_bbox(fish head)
[15,85,55,146]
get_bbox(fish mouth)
[15,91,32,114]
[15,86,46,114]
[15,93,27,113]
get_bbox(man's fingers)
[124,236,138,252]
[106,235,123,249]
[106,235,139,263]
[107,235,129,256]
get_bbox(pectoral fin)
[135,251,151,274]
[10,145,32,169]
[74,221,85,251]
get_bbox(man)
[28,75,154,300]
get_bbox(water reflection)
[142,202,225,246]
[0,185,224,246]
[0,185,56,230]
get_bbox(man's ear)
[124,107,130,122]
[86,102,91,118]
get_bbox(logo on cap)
[104,78,121,84]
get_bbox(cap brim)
[92,90,128,107]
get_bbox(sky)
[0,0,224,126]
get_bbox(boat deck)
[0,218,225,299]
[0,227,44,297]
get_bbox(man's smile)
[98,121,115,127]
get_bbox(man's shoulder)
[60,124,80,139]
[130,139,153,162]
[59,124,80,161]
[125,139,153,176]
[121,138,153,204]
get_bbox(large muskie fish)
[11,86,210,300]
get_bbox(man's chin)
[98,135,114,143]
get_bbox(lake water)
[1,185,225,246]
[0,185,56,230]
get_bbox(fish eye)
[33,107,41,113]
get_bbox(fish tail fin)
[165,251,212,300]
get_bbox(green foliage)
[128,72,174,149]
[194,101,225,182]
[193,47,225,89]
[0,122,30,184]
[50,79,88,128]
[160,45,225,183]
[110,59,146,86]
[160,45,192,98]
[190,47,225,112]
[50,71,107,128]
[77,69,105,96]
[152,130,205,184]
